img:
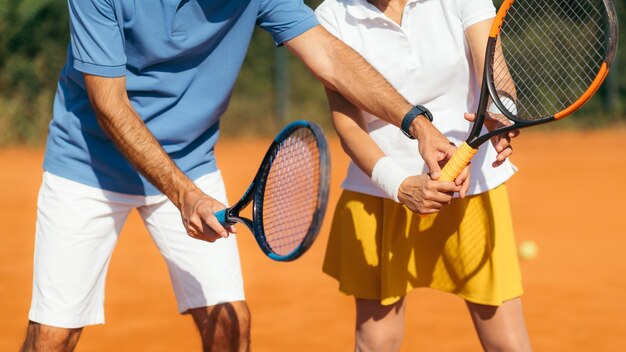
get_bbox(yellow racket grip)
[440,142,477,182]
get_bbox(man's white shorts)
[28,171,245,329]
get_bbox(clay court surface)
[1,130,625,351]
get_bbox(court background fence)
[0,0,624,145]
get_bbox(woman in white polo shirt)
[316,0,531,350]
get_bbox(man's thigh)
[138,171,246,313]
[29,172,138,328]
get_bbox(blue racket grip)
[213,209,228,226]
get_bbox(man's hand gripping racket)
[214,120,330,261]
[441,0,619,182]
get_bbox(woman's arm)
[325,88,462,214]
[465,19,520,167]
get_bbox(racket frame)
[441,0,618,181]
[467,37,553,149]
[214,120,330,261]
[473,0,618,147]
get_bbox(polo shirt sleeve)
[459,0,496,30]
[257,0,319,46]
[68,0,126,77]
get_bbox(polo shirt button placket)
[405,39,418,70]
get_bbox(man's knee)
[189,301,251,351]
[20,321,83,352]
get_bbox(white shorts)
[28,171,245,328]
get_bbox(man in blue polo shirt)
[21,0,466,351]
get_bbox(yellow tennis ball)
[518,240,538,261]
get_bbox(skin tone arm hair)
[82,24,468,241]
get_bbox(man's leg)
[466,297,532,351]
[189,301,251,352]
[355,297,406,352]
[25,173,135,350]
[139,172,248,350]
[20,322,82,352]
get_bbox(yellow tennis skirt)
[322,184,523,306]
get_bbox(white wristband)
[488,97,518,115]
[370,156,412,203]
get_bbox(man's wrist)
[400,105,433,139]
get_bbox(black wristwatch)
[400,105,433,139]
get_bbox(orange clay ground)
[1,130,626,351]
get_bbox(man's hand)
[397,175,462,215]
[179,188,236,243]
[464,112,520,167]
[409,116,457,178]
[409,117,470,196]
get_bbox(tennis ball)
[518,240,538,261]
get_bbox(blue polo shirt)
[43,0,318,195]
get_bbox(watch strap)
[400,105,433,139]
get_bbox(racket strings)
[261,128,321,256]
[493,0,610,120]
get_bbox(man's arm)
[284,25,460,180]
[83,74,232,242]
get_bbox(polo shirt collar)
[343,0,422,21]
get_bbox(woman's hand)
[464,112,520,167]
[397,175,462,215]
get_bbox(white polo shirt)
[316,0,517,198]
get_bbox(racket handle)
[440,142,478,182]
[214,209,228,225]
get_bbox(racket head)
[441,0,618,181]
[485,0,618,126]
[250,120,330,261]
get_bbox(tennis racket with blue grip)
[214,120,330,261]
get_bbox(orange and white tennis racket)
[441,0,619,181]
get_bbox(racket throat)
[214,208,235,225]
[466,73,492,149]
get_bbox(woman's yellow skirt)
[322,184,523,306]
